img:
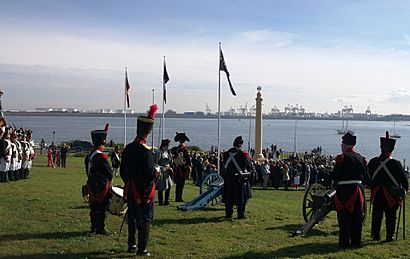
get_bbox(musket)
[403,197,406,240]
[11,122,17,129]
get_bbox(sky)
[1,0,410,115]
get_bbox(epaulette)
[142,143,152,150]
[101,153,108,160]
[335,154,344,164]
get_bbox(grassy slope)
[0,155,409,258]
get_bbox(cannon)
[292,183,335,236]
[292,182,367,236]
[177,173,224,211]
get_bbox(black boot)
[89,211,97,234]
[95,211,109,235]
[0,172,4,182]
[4,171,9,182]
[137,222,151,256]
[164,188,171,205]
[19,169,24,180]
[14,170,19,181]
[128,217,137,252]
[158,191,164,205]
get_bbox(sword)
[119,209,128,233]
[396,202,402,240]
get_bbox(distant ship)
[390,121,401,139]
[337,120,354,135]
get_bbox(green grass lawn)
[0,155,409,258]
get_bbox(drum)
[108,186,127,215]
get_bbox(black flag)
[219,48,236,96]
[163,60,169,103]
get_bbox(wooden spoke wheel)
[199,173,224,205]
[302,183,327,223]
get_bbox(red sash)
[124,178,156,206]
[335,186,364,213]
[371,185,401,208]
[87,181,111,203]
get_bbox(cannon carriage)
[293,180,367,236]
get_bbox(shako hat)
[174,132,190,142]
[137,104,158,136]
[160,139,171,147]
[233,136,244,147]
[380,131,396,151]
[91,123,109,147]
[342,132,356,146]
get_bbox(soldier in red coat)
[331,132,368,248]
[171,132,192,202]
[85,124,113,235]
[368,131,408,242]
[120,105,160,256]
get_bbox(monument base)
[253,153,266,163]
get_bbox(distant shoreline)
[4,111,410,121]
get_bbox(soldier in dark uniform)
[120,104,159,256]
[84,124,113,235]
[222,136,253,219]
[0,122,6,182]
[331,132,368,248]
[171,132,192,202]
[110,145,121,177]
[368,131,408,242]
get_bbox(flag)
[125,69,131,108]
[163,60,169,103]
[219,48,236,96]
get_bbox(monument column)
[253,86,265,162]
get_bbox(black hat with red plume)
[380,131,396,152]
[91,123,109,147]
[137,104,158,136]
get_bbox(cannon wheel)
[200,173,224,205]
[302,183,327,223]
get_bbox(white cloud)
[2,26,410,115]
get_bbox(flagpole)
[162,56,166,141]
[152,88,155,147]
[124,67,127,147]
[217,43,221,175]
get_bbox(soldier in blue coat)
[85,123,113,235]
[121,104,159,256]
[368,131,408,241]
[222,136,252,219]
